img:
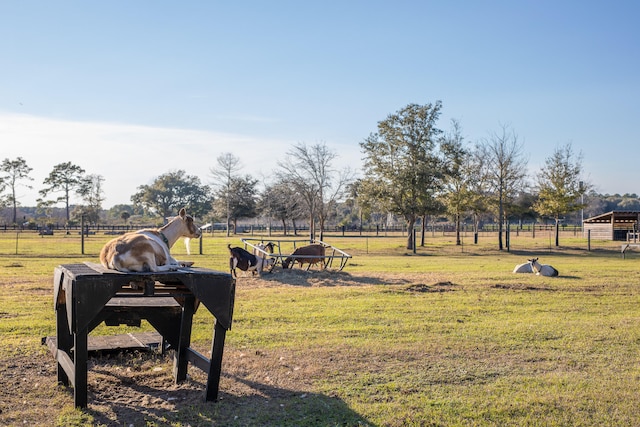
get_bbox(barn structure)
[583,211,640,241]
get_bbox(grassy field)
[1,229,639,426]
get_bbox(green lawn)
[1,230,638,426]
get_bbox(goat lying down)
[99,208,201,272]
[513,258,559,276]
[228,243,274,277]
[282,244,326,270]
[513,261,534,273]
[529,257,559,277]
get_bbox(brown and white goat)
[99,208,201,272]
[282,244,326,270]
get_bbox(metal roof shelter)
[583,211,640,240]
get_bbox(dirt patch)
[0,312,18,319]
[233,268,412,288]
[404,281,458,293]
[492,283,555,291]
[0,354,62,426]
[3,263,24,268]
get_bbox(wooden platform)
[51,263,235,408]
[43,331,163,353]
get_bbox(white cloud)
[0,113,363,208]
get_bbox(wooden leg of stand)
[74,327,88,408]
[56,304,71,386]
[174,296,195,382]
[206,321,227,401]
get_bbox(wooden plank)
[186,348,210,372]
[44,332,163,353]
[105,297,181,308]
[87,333,157,351]
[56,349,75,385]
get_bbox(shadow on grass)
[86,363,375,427]
[507,248,623,258]
[216,374,376,426]
[258,268,411,287]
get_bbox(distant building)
[583,211,640,241]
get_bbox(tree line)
[0,101,628,250]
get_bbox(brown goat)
[282,244,326,270]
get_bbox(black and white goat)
[228,243,274,277]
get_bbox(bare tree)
[466,147,491,244]
[76,174,105,224]
[260,178,305,236]
[476,125,529,250]
[210,153,242,237]
[277,142,353,242]
[439,119,471,246]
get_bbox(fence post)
[81,215,85,255]
[506,221,510,252]
[413,228,416,254]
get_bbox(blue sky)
[1,1,639,208]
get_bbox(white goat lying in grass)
[529,257,559,277]
[513,261,534,273]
